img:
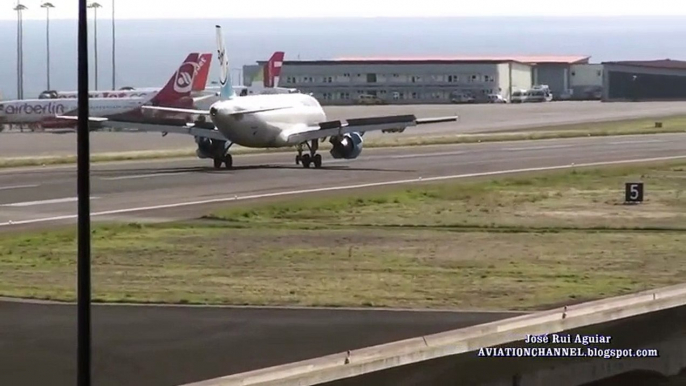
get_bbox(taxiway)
[1,101,684,157]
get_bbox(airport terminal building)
[243,55,602,104]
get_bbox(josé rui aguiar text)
[477,333,660,359]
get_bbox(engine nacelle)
[329,132,364,159]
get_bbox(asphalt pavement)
[0,300,519,386]
[0,132,685,231]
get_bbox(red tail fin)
[151,53,200,105]
[192,53,212,92]
[263,51,285,88]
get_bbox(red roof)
[331,55,590,64]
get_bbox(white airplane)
[95,25,459,169]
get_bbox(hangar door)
[608,71,686,100]
[534,66,566,96]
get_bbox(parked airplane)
[0,53,210,129]
[37,53,213,100]
[83,26,458,169]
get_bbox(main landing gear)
[213,154,232,169]
[295,139,322,168]
[211,141,233,169]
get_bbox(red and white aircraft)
[37,53,213,100]
[0,53,212,129]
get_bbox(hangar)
[602,59,686,102]
[243,55,595,104]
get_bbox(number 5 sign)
[625,182,644,204]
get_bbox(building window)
[367,73,377,83]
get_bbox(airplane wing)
[140,105,292,117]
[55,115,109,122]
[103,119,229,141]
[285,114,458,145]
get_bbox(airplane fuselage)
[0,98,147,124]
[209,93,326,148]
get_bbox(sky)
[3,0,686,20]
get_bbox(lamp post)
[111,0,115,90]
[87,2,102,90]
[41,2,55,90]
[14,2,27,99]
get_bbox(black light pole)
[77,0,92,384]
[41,2,55,90]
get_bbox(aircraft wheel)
[295,155,301,165]
[313,154,322,168]
[224,154,233,169]
[213,158,223,169]
[301,154,311,168]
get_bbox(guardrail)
[180,283,686,386]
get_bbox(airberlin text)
[3,102,66,115]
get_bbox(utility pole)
[77,0,93,384]
[41,2,55,90]
[14,2,27,99]
[111,0,116,90]
[88,2,102,90]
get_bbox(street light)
[87,2,102,90]
[111,0,115,90]
[14,2,27,99]
[41,2,55,90]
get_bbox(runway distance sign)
[624,182,644,204]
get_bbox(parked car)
[487,94,507,103]
[356,94,385,105]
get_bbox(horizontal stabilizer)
[103,120,228,141]
[141,106,211,116]
[55,115,109,122]
[229,105,291,115]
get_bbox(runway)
[1,101,685,157]
[1,132,685,231]
[0,300,519,386]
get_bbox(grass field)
[1,114,684,168]
[1,160,686,310]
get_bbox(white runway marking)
[0,197,100,207]
[0,184,40,191]
[1,155,686,227]
[608,139,665,145]
[99,172,190,181]
[502,145,572,151]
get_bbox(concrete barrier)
[180,283,686,386]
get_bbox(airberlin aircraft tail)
[192,53,213,92]
[150,53,204,105]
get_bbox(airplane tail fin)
[191,53,213,92]
[216,25,236,101]
[264,51,285,88]
[151,53,201,105]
